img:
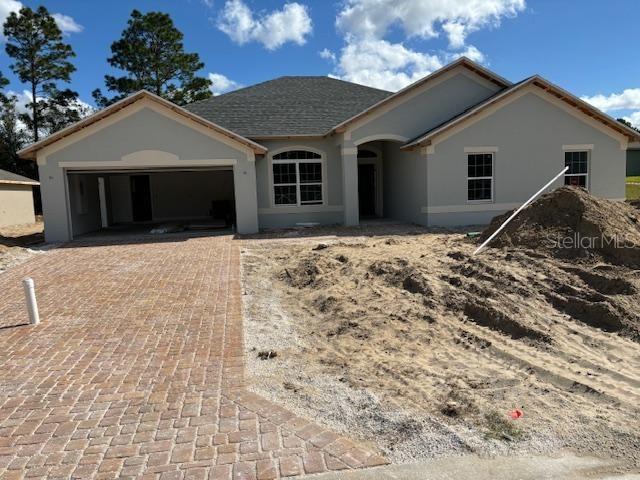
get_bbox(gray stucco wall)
[0,184,36,227]
[255,138,344,228]
[109,175,132,223]
[350,72,501,145]
[425,91,626,227]
[381,142,423,223]
[38,106,258,241]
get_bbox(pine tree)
[4,6,78,143]
[93,10,212,107]
[0,71,29,177]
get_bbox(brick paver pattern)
[0,236,386,479]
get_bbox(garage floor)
[0,235,385,479]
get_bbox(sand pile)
[481,186,640,266]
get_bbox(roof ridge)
[188,75,393,107]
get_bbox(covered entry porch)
[349,139,424,225]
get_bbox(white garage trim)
[59,157,237,169]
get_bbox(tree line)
[0,6,213,180]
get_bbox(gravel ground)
[0,221,49,273]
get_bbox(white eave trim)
[0,179,39,186]
[18,90,267,160]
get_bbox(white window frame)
[466,152,494,204]
[563,149,590,190]
[269,148,326,208]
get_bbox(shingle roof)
[0,169,39,186]
[184,76,392,137]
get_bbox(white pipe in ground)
[23,277,40,325]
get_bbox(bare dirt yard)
[241,187,640,471]
[0,219,46,272]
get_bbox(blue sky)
[1,0,639,124]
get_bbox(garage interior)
[66,168,236,238]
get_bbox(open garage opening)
[66,168,236,238]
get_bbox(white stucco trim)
[63,170,73,240]
[423,146,435,155]
[464,146,499,153]
[562,144,594,151]
[422,202,520,214]
[341,147,358,155]
[267,145,328,209]
[258,205,344,214]
[59,156,237,169]
[354,134,409,146]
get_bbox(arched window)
[272,150,324,206]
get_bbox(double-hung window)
[564,151,588,188]
[467,153,493,202]
[272,150,323,206]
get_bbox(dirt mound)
[243,231,640,466]
[481,186,640,266]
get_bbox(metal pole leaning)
[473,166,569,256]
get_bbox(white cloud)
[52,13,84,34]
[319,48,336,62]
[582,88,640,129]
[208,72,241,95]
[0,0,20,26]
[8,89,32,114]
[332,38,443,91]
[448,45,485,63]
[217,0,312,50]
[336,0,525,48]
[0,1,83,38]
[329,0,524,91]
[581,89,640,112]
[9,89,94,118]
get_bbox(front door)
[358,164,376,217]
[131,175,152,222]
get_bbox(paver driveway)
[0,235,385,479]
